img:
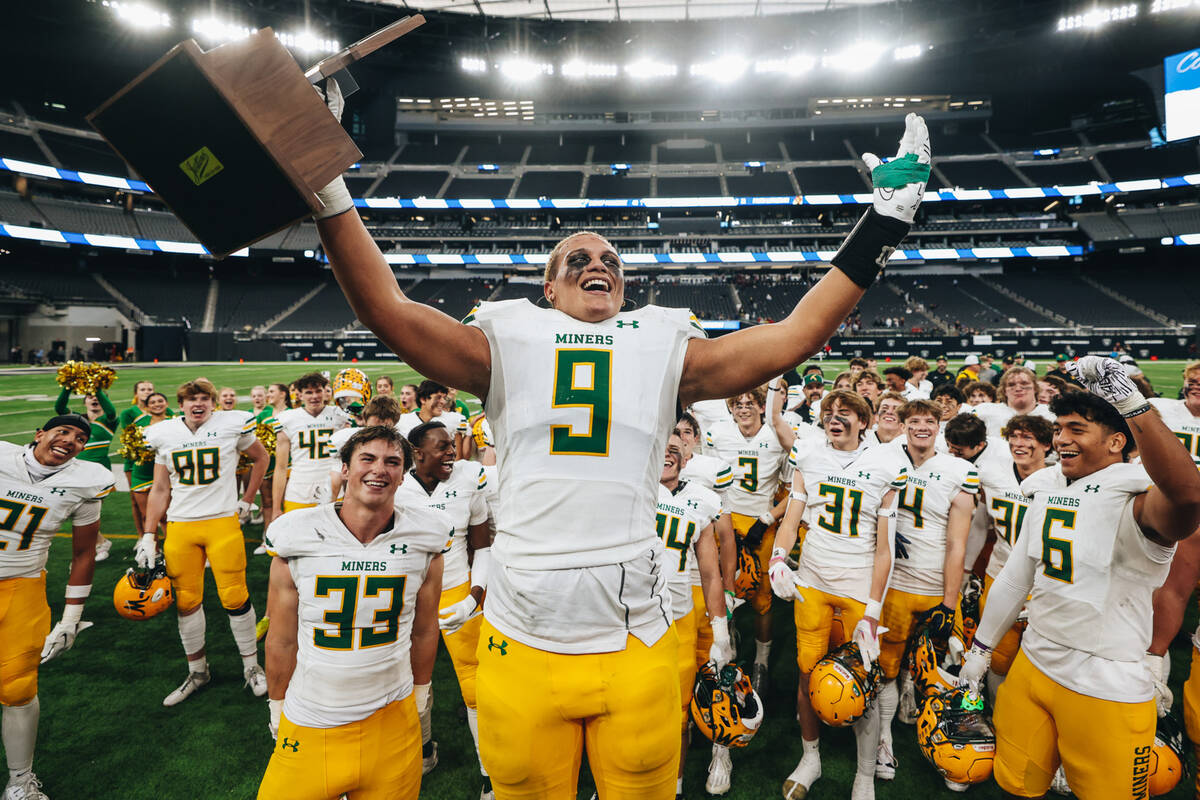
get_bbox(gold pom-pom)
[56,361,117,396]
[118,424,154,466]
[238,422,278,471]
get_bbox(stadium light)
[499,58,553,81]
[1151,0,1198,11]
[753,55,815,76]
[626,60,678,79]
[102,1,171,29]
[460,56,488,73]
[1056,3,1138,31]
[277,31,339,55]
[823,42,882,72]
[562,60,618,78]
[191,17,253,44]
[690,56,748,83]
[893,44,923,61]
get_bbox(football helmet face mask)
[908,627,957,701]
[333,368,371,410]
[809,641,883,727]
[114,555,174,620]
[917,688,995,785]
[1149,713,1187,796]
[691,662,764,748]
[953,573,984,651]
[733,540,760,600]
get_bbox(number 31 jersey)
[466,299,704,570]
[146,411,256,521]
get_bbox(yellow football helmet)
[1149,713,1187,796]
[809,642,882,727]
[908,627,956,702]
[733,540,760,600]
[917,688,995,786]
[333,368,371,410]
[114,557,174,620]
[691,662,764,748]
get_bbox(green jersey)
[129,410,176,491]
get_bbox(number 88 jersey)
[146,410,256,521]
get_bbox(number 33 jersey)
[264,502,451,728]
[466,299,704,570]
[145,411,256,521]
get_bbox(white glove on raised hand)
[40,616,91,664]
[312,77,353,220]
[1065,356,1149,417]
[268,698,282,740]
[852,617,884,671]
[768,547,802,601]
[860,113,931,225]
[237,500,253,525]
[437,595,480,634]
[1146,654,1173,718]
[134,533,157,570]
[957,642,992,695]
[709,615,734,669]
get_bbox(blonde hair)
[904,356,929,373]
[177,378,218,405]
[998,366,1037,406]
[1183,361,1200,380]
[543,231,620,284]
[727,386,768,410]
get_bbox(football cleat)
[875,739,898,780]
[1149,713,1188,796]
[733,540,761,600]
[333,368,371,409]
[809,642,882,728]
[1048,766,1071,795]
[113,555,174,620]
[849,772,875,800]
[916,688,994,786]
[94,535,112,562]
[691,662,764,748]
[782,752,821,799]
[163,669,211,707]
[244,664,268,697]
[3,772,47,800]
[751,662,768,696]
[422,741,439,775]
[705,744,732,795]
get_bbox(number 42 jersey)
[145,410,256,521]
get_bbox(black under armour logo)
[280,738,300,752]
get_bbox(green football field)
[0,360,1195,799]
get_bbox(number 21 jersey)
[145,411,256,521]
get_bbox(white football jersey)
[788,438,907,601]
[396,411,469,441]
[147,411,256,522]
[276,407,352,502]
[1017,462,1170,702]
[264,502,450,728]
[971,402,1055,438]
[0,443,113,579]
[679,453,733,495]
[878,443,979,595]
[327,425,358,465]
[393,462,489,590]
[978,455,1047,580]
[706,419,788,517]
[689,400,733,455]
[1149,398,1200,462]
[655,480,722,620]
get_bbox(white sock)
[755,639,771,665]
[414,683,432,745]
[803,737,820,757]
[877,680,898,748]
[178,607,206,657]
[188,655,208,675]
[466,706,487,777]
[227,605,259,666]
[852,703,880,776]
[3,697,38,777]
[677,777,683,794]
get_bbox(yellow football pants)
[1182,647,1200,800]
[878,589,942,681]
[994,650,1154,799]
[794,585,866,674]
[691,585,713,671]
[674,612,698,718]
[981,573,1025,676]
[475,618,681,800]
[164,515,249,613]
[440,580,483,708]
[0,574,50,706]
[282,500,317,514]
[731,512,776,615]
[258,694,421,800]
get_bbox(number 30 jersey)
[146,411,256,521]
[0,442,114,579]
[466,299,704,570]
[264,502,451,728]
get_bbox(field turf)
[0,360,1195,799]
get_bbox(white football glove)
[861,113,931,225]
[957,642,992,695]
[768,547,801,601]
[1065,356,1149,417]
[852,617,884,671]
[236,500,253,525]
[437,595,480,634]
[312,77,352,220]
[709,615,734,669]
[134,533,157,570]
[268,698,282,740]
[1146,653,1173,718]
[40,617,92,664]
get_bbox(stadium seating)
[270,281,359,331]
[998,270,1164,327]
[214,277,324,333]
[374,171,450,198]
[1088,268,1200,325]
[734,275,813,322]
[405,278,497,320]
[906,275,1061,330]
[526,137,591,165]
[395,136,471,164]
[0,129,47,163]
[0,190,46,227]
[724,172,795,196]
[938,160,1023,189]
[39,131,128,175]
[0,262,116,305]
[106,270,209,324]
[657,143,716,164]
[586,175,651,198]
[653,280,737,318]
[491,281,545,302]
[514,171,584,198]
[656,176,722,196]
[1017,160,1102,186]
[590,136,654,165]
[1098,145,1200,180]
[465,138,528,165]
[35,197,138,237]
[793,165,867,194]
[445,177,515,198]
[133,208,194,242]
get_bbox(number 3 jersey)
[705,420,787,517]
[275,407,352,504]
[655,480,722,620]
[1015,462,1172,702]
[0,442,114,579]
[264,502,451,728]
[145,411,256,522]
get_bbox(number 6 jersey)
[145,410,256,521]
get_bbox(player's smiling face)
[822,402,865,450]
[545,234,625,323]
[1007,429,1048,471]
[1053,412,1125,479]
[904,412,939,450]
[661,435,685,484]
[729,394,763,430]
[343,438,405,507]
[1185,372,1200,410]
[33,425,88,466]
[415,427,455,483]
[180,393,213,427]
[876,398,902,429]
[936,394,960,421]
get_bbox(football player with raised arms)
[136,379,270,707]
[958,358,1200,799]
[258,426,447,800]
[271,372,351,521]
[870,399,978,786]
[1148,360,1200,462]
[394,421,492,795]
[0,415,113,800]
[311,79,929,797]
[769,390,907,800]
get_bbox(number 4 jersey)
[264,502,451,727]
[145,410,257,521]
[0,442,114,579]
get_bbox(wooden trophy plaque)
[88,17,425,259]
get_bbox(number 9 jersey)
[145,410,257,521]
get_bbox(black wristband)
[831,208,911,289]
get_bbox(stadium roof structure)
[358,0,891,21]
